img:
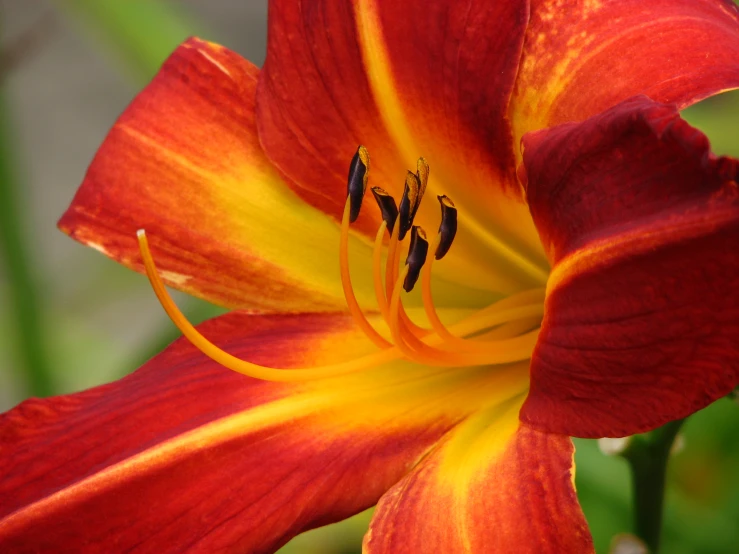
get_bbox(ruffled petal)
[1,311,529,552]
[518,96,739,437]
[58,37,385,312]
[364,398,593,553]
[511,0,739,148]
[257,0,550,294]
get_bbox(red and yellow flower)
[3,1,739,552]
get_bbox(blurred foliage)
[54,0,201,83]
[0,1,737,553]
[576,400,739,554]
[0,90,54,397]
[54,0,226,377]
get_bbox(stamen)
[397,172,417,240]
[440,290,545,345]
[416,157,430,195]
[388,265,446,364]
[137,229,400,381]
[139,227,542,382]
[475,317,541,341]
[137,148,548,387]
[433,307,543,353]
[389,266,540,366]
[372,219,390,319]
[384,219,401,304]
[422,233,457,342]
[420,195,538,350]
[397,161,428,240]
[422,239,546,347]
[462,288,546,326]
[384,220,427,339]
[369,186,398,320]
[370,186,399,233]
[403,225,429,292]
[388,158,431,335]
[421,192,458,341]
[339,197,392,349]
[347,145,370,222]
[435,195,457,260]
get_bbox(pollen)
[137,146,545,382]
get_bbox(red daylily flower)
[3,1,739,552]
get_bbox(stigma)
[137,146,545,382]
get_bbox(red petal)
[518,96,739,437]
[512,0,739,144]
[0,311,528,551]
[58,38,384,312]
[257,0,550,293]
[364,400,593,553]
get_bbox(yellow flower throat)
[136,146,544,381]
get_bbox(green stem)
[0,95,55,397]
[622,418,685,553]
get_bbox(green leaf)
[53,0,205,83]
[0,93,55,397]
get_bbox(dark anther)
[398,158,429,240]
[435,195,457,260]
[397,158,430,240]
[403,226,429,292]
[371,187,399,233]
[416,157,429,194]
[397,172,416,240]
[347,145,370,222]
[397,172,419,240]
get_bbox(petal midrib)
[354,0,550,285]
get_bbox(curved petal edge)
[519,96,739,437]
[58,37,369,312]
[0,312,463,553]
[364,400,594,553]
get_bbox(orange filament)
[137,230,399,381]
[389,266,541,367]
[339,198,392,349]
[372,219,390,320]
[137,229,541,382]
[137,152,548,385]
[383,223,427,339]
[375,222,425,345]
[418,235,547,351]
[431,288,546,350]
[384,222,401,305]
[475,317,542,341]
[422,233,458,343]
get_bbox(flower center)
[136,146,544,382]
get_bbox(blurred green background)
[0,1,737,553]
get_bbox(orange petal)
[511,0,739,150]
[519,96,739,437]
[364,399,593,553]
[58,38,384,312]
[257,0,550,294]
[0,311,529,552]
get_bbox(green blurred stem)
[0,95,54,397]
[622,418,685,553]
